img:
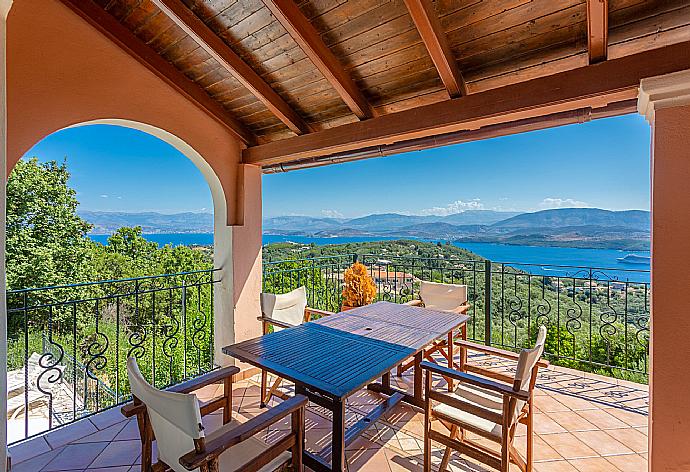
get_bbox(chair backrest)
[260,286,308,331]
[127,358,203,472]
[500,326,547,423]
[513,325,547,391]
[419,281,468,312]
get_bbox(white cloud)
[416,199,485,216]
[100,194,109,198]
[539,197,589,209]
[321,209,344,219]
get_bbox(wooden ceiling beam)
[403,0,467,98]
[243,40,690,166]
[59,0,256,145]
[152,0,311,135]
[262,0,376,120]
[586,0,608,63]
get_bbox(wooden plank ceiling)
[74,0,690,161]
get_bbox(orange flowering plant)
[341,262,377,308]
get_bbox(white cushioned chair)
[258,286,333,407]
[126,358,307,472]
[422,326,548,472]
[398,281,471,379]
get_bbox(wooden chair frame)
[422,342,549,472]
[397,299,470,389]
[258,306,334,407]
[122,366,308,472]
[122,366,239,472]
[179,394,308,472]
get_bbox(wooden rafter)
[242,40,690,166]
[262,0,375,120]
[151,0,311,135]
[403,0,467,98]
[59,0,256,145]
[586,0,608,63]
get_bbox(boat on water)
[617,254,651,265]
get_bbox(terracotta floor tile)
[45,418,99,449]
[347,436,382,452]
[572,430,634,456]
[539,433,598,460]
[7,359,652,472]
[348,447,392,471]
[113,419,142,441]
[568,456,622,472]
[9,448,62,472]
[75,422,128,444]
[399,419,425,438]
[535,395,571,413]
[8,435,52,464]
[604,428,648,453]
[534,459,579,471]
[551,394,601,412]
[43,442,108,471]
[305,428,332,454]
[89,407,128,430]
[385,448,423,472]
[88,439,141,469]
[86,467,132,472]
[605,453,648,471]
[521,434,563,462]
[602,408,648,428]
[576,409,629,430]
[533,413,568,434]
[545,411,597,432]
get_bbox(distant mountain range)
[79,208,651,250]
[264,208,650,250]
[79,210,214,234]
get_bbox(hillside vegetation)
[263,239,649,384]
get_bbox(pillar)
[232,165,263,343]
[638,69,690,472]
[213,164,262,368]
[0,2,11,470]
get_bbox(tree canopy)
[6,158,93,290]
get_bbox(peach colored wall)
[232,164,263,344]
[5,0,266,367]
[6,0,242,224]
[649,104,690,472]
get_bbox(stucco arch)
[23,119,231,229]
[3,0,268,367]
[6,0,244,226]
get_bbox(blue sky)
[23,115,651,217]
[24,125,213,213]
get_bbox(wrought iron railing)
[6,269,219,445]
[262,254,650,383]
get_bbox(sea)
[89,233,650,283]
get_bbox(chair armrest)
[305,307,335,318]
[257,316,298,330]
[454,340,549,367]
[421,361,529,401]
[452,302,471,314]
[121,366,240,418]
[179,394,309,470]
[405,299,424,307]
[121,402,144,418]
[170,366,240,394]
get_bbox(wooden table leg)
[332,398,346,472]
[382,371,391,392]
[460,324,467,371]
[413,351,424,407]
[447,330,454,392]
